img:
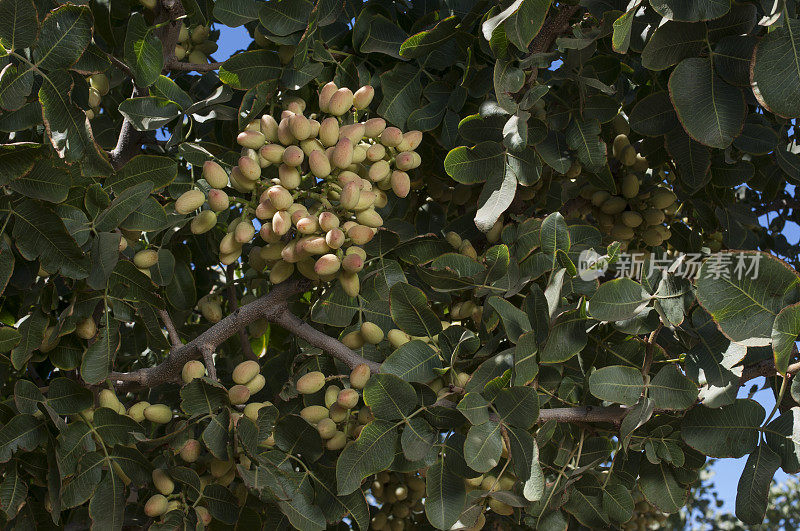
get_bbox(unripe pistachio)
[621,211,643,228]
[282,145,305,167]
[339,181,361,209]
[296,216,319,235]
[611,224,635,241]
[187,49,208,64]
[361,321,384,344]
[99,389,122,412]
[234,220,256,244]
[317,417,338,439]
[243,402,265,422]
[459,240,477,259]
[191,24,209,44]
[388,329,410,348]
[357,406,373,424]
[232,360,260,384]
[643,208,666,226]
[288,113,312,141]
[600,196,627,215]
[127,401,149,422]
[327,87,354,115]
[260,242,284,262]
[390,170,411,198]
[353,190,376,211]
[632,153,649,172]
[206,189,229,213]
[175,189,206,214]
[133,249,159,269]
[276,117,295,145]
[219,233,241,255]
[238,156,261,181]
[339,271,360,297]
[332,138,354,169]
[297,371,325,394]
[246,374,266,394]
[317,117,339,147]
[144,404,172,424]
[612,133,630,157]
[153,469,175,495]
[621,173,640,199]
[403,130,423,150]
[487,219,503,243]
[339,123,366,145]
[191,210,217,234]
[319,81,338,112]
[341,253,364,273]
[342,331,364,349]
[267,185,293,210]
[174,44,187,60]
[324,385,341,408]
[259,223,280,244]
[395,151,421,171]
[138,266,152,278]
[300,405,330,424]
[182,360,206,383]
[308,150,331,178]
[75,317,97,339]
[347,225,375,245]
[365,144,386,162]
[329,403,348,423]
[269,260,294,284]
[356,208,382,228]
[619,144,637,166]
[445,232,463,249]
[651,189,677,209]
[145,494,169,517]
[350,364,371,390]
[237,130,265,149]
[220,248,242,266]
[228,384,251,405]
[368,160,391,182]
[488,498,514,516]
[203,161,228,189]
[296,258,319,280]
[326,431,347,450]
[303,236,330,255]
[337,388,360,409]
[315,254,341,275]
[326,228,345,249]
[364,118,386,138]
[380,127,403,147]
[198,40,218,54]
[209,459,233,478]
[353,85,375,109]
[229,167,255,192]
[195,506,212,526]
[88,87,102,108]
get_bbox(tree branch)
[165,60,224,72]
[530,5,580,54]
[159,309,182,348]
[108,86,147,170]
[109,279,381,388]
[226,265,257,361]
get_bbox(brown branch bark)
[165,60,224,72]
[109,279,381,388]
[159,309,182,348]
[530,5,581,54]
[108,86,147,170]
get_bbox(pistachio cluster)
[296,363,372,451]
[622,491,668,530]
[174,82,422,297]
[465,470,518,518]
[174,23,217,64]
[577,135,678,248]
[369,471,429,530]
[85,73,109,120]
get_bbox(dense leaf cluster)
[1,0,800,529]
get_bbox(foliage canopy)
[1,0,800,529]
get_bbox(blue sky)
[205,23,795,515]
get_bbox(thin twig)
[166,60,224,72]
[642,323,663,378]
[200,344,217,381]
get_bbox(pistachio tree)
[2,0,800,529]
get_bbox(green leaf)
[681,399,764,457]
[763,407,800,473]
[0,0,38,50]
[118,97,181,131]
[641,21,705,71]
[259,0,312,36]
[94,181,152,232]
[589,365,644,406]
[401,417,437,462]
[151,75,193,110]
[336,420,398,495]
[650,0,730,21]
[377,63,422,129]
[0,142,40,186]
[87,233,121,290]
[0,414,45,462]
[10,310,46,370]
[12,198,89,279]
[213,0,261,26]
[80,319,120,384]
[363,373,418,420]
[669,57,745,148]
[0,462,27,519]
[735,443,780,525]
[638,462,687,514]
[603,483,634,523]
[124,13,163,87]
[202,409,230,459]
[0,327,19,353]
[381,340,442,383]
[487,296,531,343]
[696,251,800,346]
[400,16,458,59]
[505,0,551,51]
[444,141,504,185]
[219,50,282,90]
[588,277,650,321]
[464,420,503,473]
[390,283,442,338]
[33,4,92,70]
[0,64,34,112]
[46,377,93,415]
[648,364,698,411]
[611,8,635,53]
[494,386,539,428]
[14,379,43,415]
[39,71,107,164]
[751,19,800,118]
[457,393,491,425]
[203,484,239,525]
[425,459,466,530]
[359,14,407,58]
[89,472,124,531]
[664,127,711,191]
[311,284,358,327]
[180,378,229,416]
[540,212,570,266]
[629,91,679,137]
[106,155,177,193]
[539,310,588,363]
[8,158,70,203]
[474,159,516,232]
[514,331,538,386]
[566,118,606,170]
